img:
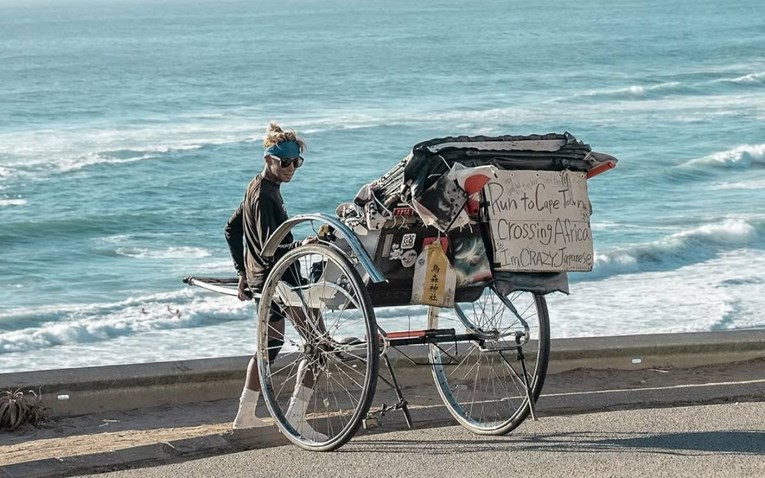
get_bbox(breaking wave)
[717,71,765,85]
[662,144,765,184]
[681,144,765,169]
[114,246,211,260]
[564,70,765,103]
[578,218,763,281]
[576,81,693,100]
[710,178,765,190]
[0,198,26,207]
[0,290,255,354]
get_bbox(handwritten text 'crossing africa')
[485,171,593,272]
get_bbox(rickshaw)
[184,132,617,451]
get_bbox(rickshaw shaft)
[385,330,480,348]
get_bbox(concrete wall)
[1,330,763,417]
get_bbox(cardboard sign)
[485,170,593,272]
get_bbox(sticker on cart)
[400,233,417,250]
[393,207,415,217]
[381,233,394,258]
[401,249,417,268]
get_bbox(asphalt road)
[88,401,765,478]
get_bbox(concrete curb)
[3,375,764,478]
[547,329,765,372]
[1,330,764,417]
[0,357,251,417]
[0,429,289,478]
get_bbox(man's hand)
[300,235,318,246]
[237,275,252,301]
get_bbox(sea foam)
[0,122,256,183]
[115,246,212,260]
[682,144,765,169]
[723,71,765,84]
[711,179,765,190]
[578,81,688,100]
[550,249,765,338]
[567,71,765,104]
[0,289,254,354]
[581,219,761,281]
[0,198,26,207]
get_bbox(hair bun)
[262,121,306,153]
[266,121,283,134]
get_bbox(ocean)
[1,0,764,373]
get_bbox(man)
[224,122,325,440]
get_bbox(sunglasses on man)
[270,156,304,169]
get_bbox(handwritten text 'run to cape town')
[485,172,594,272]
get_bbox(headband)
[264,140,301,159]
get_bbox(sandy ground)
[2,358,764,467]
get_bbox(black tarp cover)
[403,132,596,295]
[404,132,592,197]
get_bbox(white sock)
[240,388,260,406]
[232,389,265,429]
[285,385,309,418]
[285,385,328,442]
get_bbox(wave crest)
[582,219,761,280]
[0,290,253,354]
[0,198,26,207]
[723,71,765,84]
[569,81,692,101]
[115,246,211,259]
[680,144,765,170]
[711,179,765,190]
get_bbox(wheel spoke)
[256,243,378,450]
[429,289,549,434]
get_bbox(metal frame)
[261,213,386,284]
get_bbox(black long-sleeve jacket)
[224,174,297,291]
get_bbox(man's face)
[265,155,302,183]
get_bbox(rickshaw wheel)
[428,288,550,435]
[256,243,379,451]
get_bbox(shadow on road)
[345,430,765,456]
[591,431,765,455]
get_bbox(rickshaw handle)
[261,213,387,284]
